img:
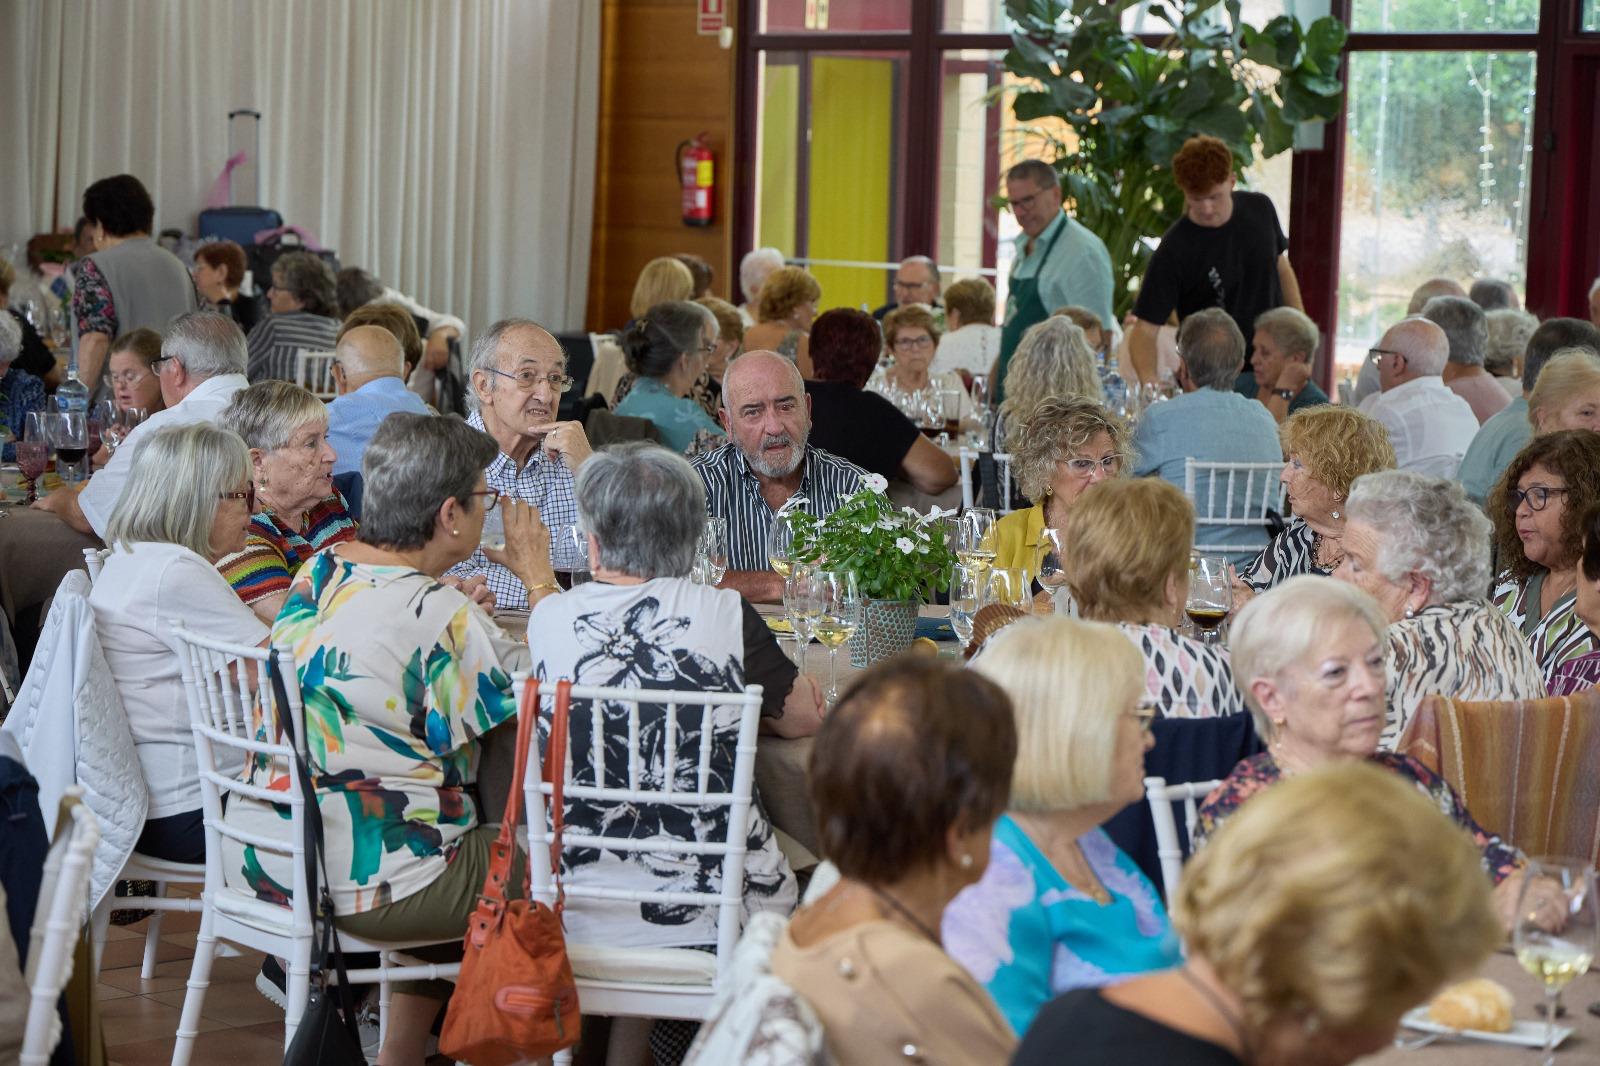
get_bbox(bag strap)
[542,681,571,914]
[482,678,540,905]
[269,648,363,1047]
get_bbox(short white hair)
[107,422,251,559]
[739,247,786,303]
[1345,470,1492,605]
[0,311,20,364]
[1229,576,1388,741]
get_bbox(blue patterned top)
[0,367,45,462]
[614,375,725,454]
[942,816,1181,1036]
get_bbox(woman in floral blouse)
[0,314,44,461]
[1062,478,1247,718]
[1487,429,1600,687]
[222,413,559,1065]
[1195,576,1535,930]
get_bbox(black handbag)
[271,650,368,1066]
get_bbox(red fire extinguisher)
[676,134,714,227]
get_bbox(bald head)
[1377,317,1450,389]
[1406,277,1466,316]
[335,325,405,389]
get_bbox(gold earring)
[451,528,459,537]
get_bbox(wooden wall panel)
[585,1,738,332]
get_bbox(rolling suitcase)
[198,110,283,246]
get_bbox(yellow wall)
[806,56,893,313]
[758,63,799,256]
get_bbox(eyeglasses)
[109,369,152,387]
[893,279,933,292]
[1127,701,1158,734]
[463,489,501,512]
[1062,454,1121,477]
[151,355,177,373]
[1511,486,1569,512]
[893,335,934,351]
[1366,347,1404,365]
[1007,186,1054,212]
[219,487,257,510]
[483,366,575,393]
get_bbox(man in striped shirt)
[446,318,592,610]
[692,350,867,603]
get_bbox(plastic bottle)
[56,356,89,416]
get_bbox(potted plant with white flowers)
[786,473,956,666]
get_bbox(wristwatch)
[1274,388,1297,401]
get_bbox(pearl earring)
[1330,509,1340,520]
[1404,606,1415,619]
[451,528,459,537]
[959,854,973,869]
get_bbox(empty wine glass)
[969,372,990,412]
[783,565,822,650]
[956,508,997,576]
[1185,553,1232,643]
[15,440,48,503]
[1036,527,1071,614]
[105,405,150,453]
[987,566,1031,611]
[700,516,728,585]
[812,570,860,704]
[949,562,983,646]
[1513,858,1598,1066]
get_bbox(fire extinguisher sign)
[697,0,725,35]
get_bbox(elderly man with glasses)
[448,317,592,609]
[1358,317,1479,479]
[870,255,942,322]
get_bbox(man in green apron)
[993,160,1115,404]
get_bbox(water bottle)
[56,357,90,417]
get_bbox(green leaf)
[1012,90,1059,123]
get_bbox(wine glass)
[767,497,807,578]
[700,516,728,586]
[783,565,822,651]
[48,412,88,485]
[812,570,860,704]
[1036,527,1071,614]
[949,562,983,646]
[88,400,114,458]
[105,405,149,453]
[1185,552,1232,644]
[969,371,990,412]
[956,508,997,577]
[557,524,591,586]
[987,567,1031,612]
[1513,858,1599,1066]
[15,441,48,503]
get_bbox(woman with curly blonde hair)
[1237,405,1395,595]
[993,316,1102,453]
[744,264,821,377]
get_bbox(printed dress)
[1492,571,1600,688]
[1237,518,1330,593]
[222,551,518,913]
[527,577,797,950]
[1118,622,1247,718]
[1381,599,1548,749]
[942,817,1180,1036]
[1194,752,1521,884]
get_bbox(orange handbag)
[439,678,581,1065]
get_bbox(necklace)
[1310,530,1344,571]
[865,884,942,946]
[1179,965,1253,1063]
[1064,841,1112,905]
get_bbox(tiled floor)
[97,897,287,1066]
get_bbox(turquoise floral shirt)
[941,816,1181,1035]
[222,550,518,914]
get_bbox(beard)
[743,432,805,478]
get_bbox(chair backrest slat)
[22,799,99,1065]
[1182,458,1285,554]
[1143,775,1223,903]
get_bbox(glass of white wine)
[783,565,822,653]
[812,570,860,704]
[957,508,997,576]
[949,562,983,646]
[1513,857,1599,1065]
[767,496,808,578]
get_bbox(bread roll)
[1427,978,1514,1032]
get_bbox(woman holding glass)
[1062,479,1247,718]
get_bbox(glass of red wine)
[1185,552,1232,644]
[50,412,89,485]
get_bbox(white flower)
[926,505,957,519]
[859,524,876,535]
[917,542,929,554]
[878,518,897,531]
[914,528,930,541]
[862,473,889,493]
[895,537,916,554]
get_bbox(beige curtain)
[0,0,599,333]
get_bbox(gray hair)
[1253,306,1319,361]
[1484,309,1538,376]
[899,255,941,288]
[270,251,338,318]
[1229,575,1388,742]
[622,300,716,380]
[1346,470,1493,605]
[1177,308,1246,389]
[1421,295,1488,367]
[998,317,1103,451]
[1469,278,1518,312]
[1388,317,1451,376]
[575,442,705,578]
[739,247,786,303]
[1525,317,1600,391]
[467,318,564,411]
[0,311,20,364]
[106,422,251,560]
[218,380,328,452]
[1006,159,1060,192]
[360,413,497,550]
[163,310,247,379]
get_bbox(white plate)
[1401,1007,1573,1048]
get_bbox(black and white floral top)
[1492,570,1600,689]
[527,577,797,949]
[1237,518,1331,593]
[1118,623,1247,719]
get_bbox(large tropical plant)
[997,0,1348,317]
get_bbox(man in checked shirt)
[448,318,594,610]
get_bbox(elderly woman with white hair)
[1195,576,1533,928]
[943,617,1179,1036]
[89,422,265,863]
[1526,348,1600,434]
[993,316,1102,455]
[215,380,355,622]
[0,312,45,460]
[1334,470,1545,746]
